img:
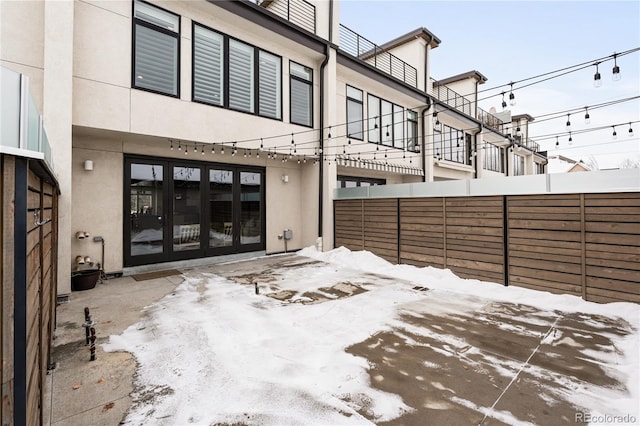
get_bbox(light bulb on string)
[629,123,634,137]
[612,53,621,81]
[612,126,617,139]
[593,63,602,87]
[170,140,174,151]
[178,141,182,151]
[211,144,215,154]
[584,107,590,124]
[555,136,559,148]
[566,114,571,131]
[509,83,516,106]
[568,132,573,146]
[501,92,507,109]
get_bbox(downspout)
[318,0,333,239]
[420,103,430,182]
[422,36,433,183]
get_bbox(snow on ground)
[104,246,639,425]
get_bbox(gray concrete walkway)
[44,273,182,426]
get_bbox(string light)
[555,136,559,148]
[629,123,634,137]
[566,114,571,131]
[508,83,516,106]
[170,140,174,150]
[568,132,573,145]
[501,92,507,109]
[178,141,182,151]
[211,144,215,154]
[584,107,590,124]
[612,53,621,81]
[612,126,617,139]
[593,63,602,87]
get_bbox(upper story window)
[368,94,404,149]
[535,162,545,175]
[228,39,255,113]
[346,85,363,140]
[193,25,224,106]
[407,110,419,152]
[132,0,180,97]
[434,124,471,165]
[514,154,525,176]
[290,61,313,127]
[258,51,282,119]
[484,143,504,172]
[193,23,282,120]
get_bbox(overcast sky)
[339,1,640,169]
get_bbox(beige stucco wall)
[71,131,321,270]
[71,144,124,273]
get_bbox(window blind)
[258,51,281,119]
[193,25,224,105]
[134,24,178,96]
[229,40,254,113]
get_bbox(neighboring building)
[547,154,591,173]
[1,0,547,295]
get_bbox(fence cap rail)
[334,168,640,199]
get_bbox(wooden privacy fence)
[1,155,58,426]
[334,192,640,304]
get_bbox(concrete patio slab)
[44,254,636,425]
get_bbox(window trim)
[132,0,181,98]
[289,60,313,127]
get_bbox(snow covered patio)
[51,248,638,425]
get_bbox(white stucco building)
[1,0,547,295]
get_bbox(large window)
[290,61,313,127]
[434,124,471,165]
[346,85,363,140]
[407,110,419,152]
[133,0,180,97]
[484,143,504,172]
[368,94,404,149]
[192,23,282,120]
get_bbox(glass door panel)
[129,163,164,257]
[240,171,262,245]
[209,169,234,248]
[172,166,201,252]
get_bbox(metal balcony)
[339,24,418,88]
[252,0,316,34]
